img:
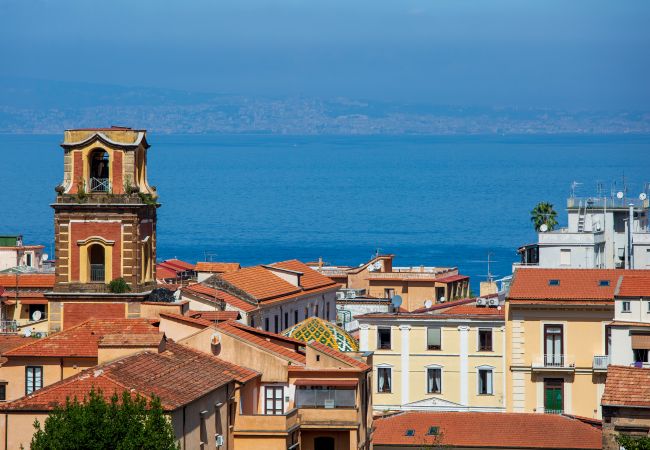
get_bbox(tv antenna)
[570,181,582,198]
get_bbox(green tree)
[530,201,558,232]
[616,434,650,450]
[31,388,178,450]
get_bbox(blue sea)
[1,134,649,291]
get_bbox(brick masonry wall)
[63,302,126,329]
[70,221,122,282]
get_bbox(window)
[274,315,279,333]
[26,366,43,395]
[377,328,391,350]
[479,328,493,351]
[648,301,650,313]
[284,312,288,329]
[633,349,649,364]
[294,310,299,325]
[25,253,32,267]
[384,288,395,299]
[559,249,571,266]
[326,301,330,320]
[264,386,284,415]
[427,327,441,350]
[427,426,440,436]
[605,325,612,356]
[544,325,564,366]
[478,368,493,395]
[622,301,631,313]
[404,429,415,437]
[304,307,309,319]
[265,317,270,332]
[426,368,442,394]
[251,317,255,328]
[544,378,563,414]
[377,367,392,392]
[0,383,6,401]
[314,304,319,318]
[599,280,610,287]
[548,279,560,286]
[295,386,355,408]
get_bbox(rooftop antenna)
[375,248,382,259]
[570,181,582,198]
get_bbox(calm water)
[1,134,649,291]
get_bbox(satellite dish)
[173,289,181,300]
[640,193,648,201]
[391,295,403,309]
[31,310,42,321]
[23,327,32,338]
[42,253,48,261]
[539,223,548,232]
[439,296,446,303]
[424,299,433,309]
[373,262,382,270]
[616,191,624,199]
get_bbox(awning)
[294,379,357,388]
[1,300,16,306]
[19,298,48,305]
[631,334,650,350]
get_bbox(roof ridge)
[217,323,305,365]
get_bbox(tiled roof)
[0,336,38,355]
[182,283,257,312]
[308,340,369,370]
[616,274,650,297]
[188,310,240,322]
[283,317,359,352]
[508,269,623,302]
[438,304,504,317]
[228,321,305,346]
[98,333,164,347]
[155,265,179,280]
[220,266,302,301]
[195,262,241,273]
[601,365,650,407]
[159,259,195,271]
[4,319,160,358]
[158,312,213,328]
[270,260,337,290]
[216,321,306,365]
[434,274,469,283]
[0,274,55,289]
[373,411,602,449]
[1,342,258,412]
[411,298,476,313]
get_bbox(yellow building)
[357,298,506,412]
[506,268,619,419]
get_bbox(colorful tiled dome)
[282,317,359,352]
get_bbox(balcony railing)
[90,264,105,282]
[233,408,299,434]
[0,320,18,334]
[89,177,111,192]
[593,355,610,370]
[532,354,574,370]
[295,388,356,409]
[544,409,564,415]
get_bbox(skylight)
[427,426,440,436]
[405,429,415,437]
[548,279,560,286]
[599,280,610,287]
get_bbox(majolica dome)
[283,317,359,352]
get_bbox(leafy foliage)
[530,201,558,232]
[616,434,650,450]
[31,389,178,450]
[108,277,131,294]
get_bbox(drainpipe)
[628,203,634,269]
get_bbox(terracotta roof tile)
[182,283,257,312]
[601,365,650,407]
[434,274,469,283]
[228,321,305,346]
[188,310,240,322]
[0,336,38,355]
[98,333,164,347]
[1,342,258,412]
[195,262,241,273]
[159,259,195,271]
[158,312,213,328]
[438,304,504,316]
[508,269,624,302]
[308,340,369,370]
[373,411,601,449]
[219,266,301,301]
[0,274,55,289]
[216,322,306,365]
[616,274,650,297]
[4,319,160,358]
[155,265,179,280]
[269,260,337,290]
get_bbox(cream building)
[505,268,627,419]
[357,298,506,412]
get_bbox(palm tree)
[530,202,558,232]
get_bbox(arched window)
[89,244,105,282]
[89,149,110,192]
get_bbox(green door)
[544,379,563,414]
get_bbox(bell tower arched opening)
[89,244,106,282]
[89,149,110,192]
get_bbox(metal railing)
[0,320,18,334]
[90,264,105,282]
[89,177,111,192]
[544,409,564,415]
[533,354,574,369]
[593,355,610,370]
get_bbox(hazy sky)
[1,0,649,109]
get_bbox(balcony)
[0,320,18,334]
[532,354,575,372]
[593,355,610,371]
[90,264,105,282]
[544,409,564,415]
[233,408,299,436]
[298,407,359,429]
[89,177,111,192]
[538,229,605,245]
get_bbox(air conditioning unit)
[488,298,499,307]
[215,434,224,447]
[336,292,345,300]
[476,298,487,307]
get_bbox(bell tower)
[46,127,159,332]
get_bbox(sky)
[1,0,649,110]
